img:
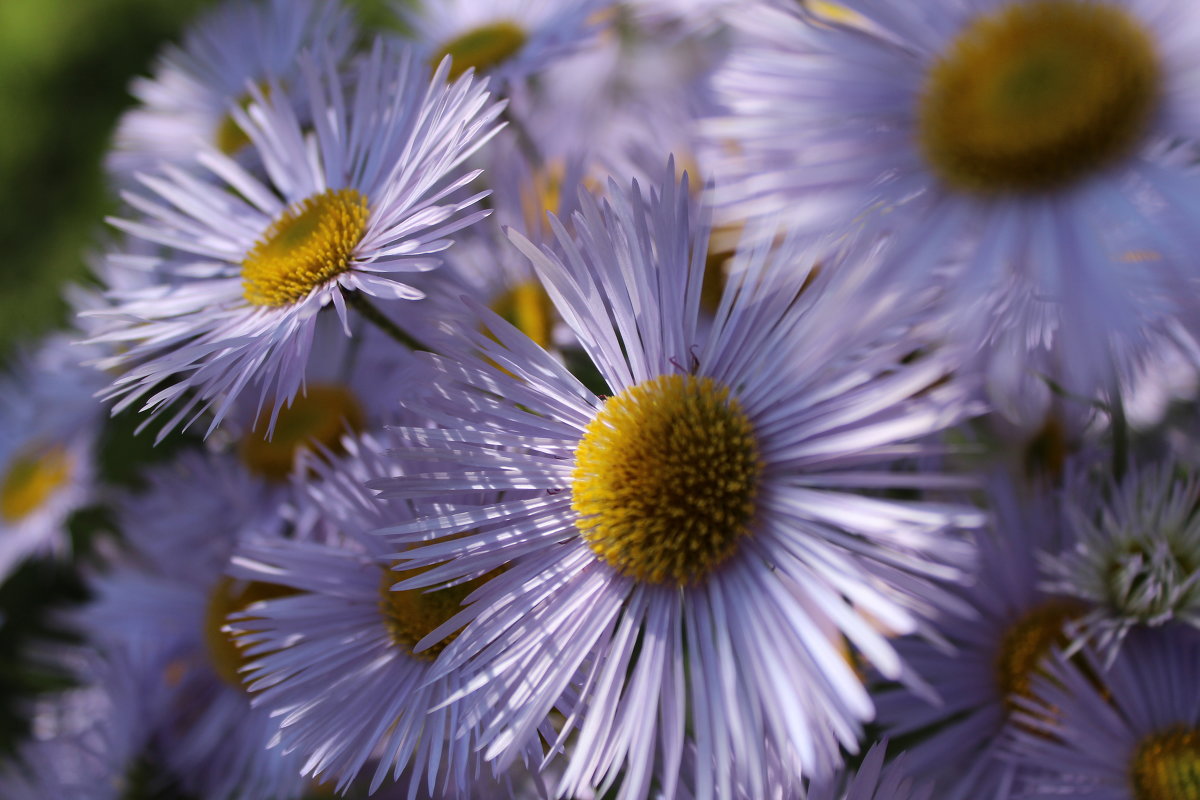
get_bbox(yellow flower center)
[490,281,556,350]
[241,188,369,307]
[239,383,365,481]
[203,576,297,689]
[572,374,762,586]
[0,444,72,523]
[378,563,491,660]
[919,0,1160,193]
[1131,727,1200,800]
[994,599,1083,714]
[432,20,528,81]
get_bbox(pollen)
[432,21,528,81]
[379,563,491,660]
[203,576,297,689]
[1130,727,1200,800]
[572,374,762,586]
[919,1,1160,193]
[1,444,71,523]
[994,599,1083,714]
[241,188,369,307]
[239,383,365,481]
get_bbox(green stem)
[345,292,430,353]
[1111,387,1128,483]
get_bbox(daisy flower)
[377,164,981,799]
[396,0,608,87]
[107,0,356,179]
[90,40,504,439]
[80,450,306,800]
[707,0,1200,398]
[1041,459,1200,660]
[229,430,543,796]
[874,477,1082,799]
[0,336,104,582]
[1009,625,1200,799]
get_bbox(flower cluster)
[3,1,1200,798]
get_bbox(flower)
[706,0,1200,399]
[377,163,980,798]
[397,0,607,87]
[229,430,541,796]
[79,450,307,800]
[1041,459,1200,660]
[874,477,1081,799]
[107,0,357,179]
[1008,625,1200,799]
[808,741,933,800]
[0,336,104,582]
[91,39,504,439]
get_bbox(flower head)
[376,163,981,798]
[92,40,504,438]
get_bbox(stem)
[501,105,544,170]
[1110,387,1128,483]
[345,292,430,353]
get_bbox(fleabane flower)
[108,0,356,179]
[376,164,981,799]
[1042,459,1200,660]
[1008,625,1200,799]
[397,0,608,88]
[0,335,104,582]
[90,40,504,439]
[229,430,543,797]
[874,477,1083,799]
[707,0,1200,398]
[807,742,933,800]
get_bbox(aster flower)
[873,477,1082,799]
[107,0,356,179]
[1008,625,1200,799]
[90,40,504,439]
[1041,459,1200,660]
[0,335,104,582]
[377,164,981,799]
[397,0,608,87]
[229,430,544,796]
[707,0,1200,398]
[80,450,307,800]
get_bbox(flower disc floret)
[919,0,1160,193]
[433,21,528,81]
[995,599,1082,712]
[379,565,487,659]
[203,576,297,688]
[1131,727,1200,800]
[572,374,762,586]
[1,445,71,523]
[241,188,369,307]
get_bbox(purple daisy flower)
[376,163,981,799]
[706,0,1200,399]
[228,430,545,796]
[1008,625,1200,799]
[89,39,504,439]
[107,0,357,180]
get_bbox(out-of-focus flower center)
[919,0,1159,193]
[214,86,268,156]
[572,374,762,586]
[378,563,490,660]
[241,188,369,307]
[489,281,556,350]
[1130,727,1200,800]
[994,599,1083,714]
[432,21,528,81]
[203,576,297,689]
[240,383,365,481]
[0,444,71,523]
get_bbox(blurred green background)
[0,0,395,355]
